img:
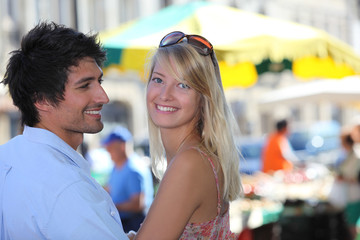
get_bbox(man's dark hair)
[344,133,354,146]
[1,21,107,127]
[276,119,288,131]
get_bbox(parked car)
[288,120,341,166]
[238,137,265,174]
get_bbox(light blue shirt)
[0,126,128,240]
[108,154,153,219]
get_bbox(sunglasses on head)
[159,31,213,56]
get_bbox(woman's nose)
[159,85,173,101]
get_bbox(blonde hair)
[146,42,242,201]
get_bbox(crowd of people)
[259,118,360,240]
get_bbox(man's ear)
[34,98,53,112]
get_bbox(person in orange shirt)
[262,119,298,174]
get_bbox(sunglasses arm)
[211,51,224,91]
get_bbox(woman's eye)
[178,83,190,89]
[152,77,163,84]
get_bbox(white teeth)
[85,110,100,114]
[157,105,177,112]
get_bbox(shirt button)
[110,211,116,216]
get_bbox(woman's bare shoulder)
[166,147,217,187]
[170,147,208,169]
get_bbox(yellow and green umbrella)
[100,1,360,89]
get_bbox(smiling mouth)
[84,110,101,115]
[156,104,177,112]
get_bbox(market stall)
[230,164,352,240]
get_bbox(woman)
[134,31,242,239]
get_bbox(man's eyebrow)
[74,72,103,85]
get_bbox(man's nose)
[96,85,110,104]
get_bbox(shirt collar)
[23,126,91,173]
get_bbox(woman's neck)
[160,129,200,164]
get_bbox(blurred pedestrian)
[0,22,129,239]
[262,119,298,174]
[342,120,360,240]
[134,31,242,239]
[337,127,360,239]
[337,127,359,182]
[102,126,154,233]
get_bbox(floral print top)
[179,150,238,240]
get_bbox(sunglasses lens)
[160,31,185,47]
[188,36,213,55]
[160,32,213,56]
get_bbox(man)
[262,119,298,173]
[102,126,154,233]
[346,118,360,239]
[0,22,129,239]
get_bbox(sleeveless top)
[179,149,238,240]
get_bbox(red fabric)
[262,132,293,173]
[238,228,253,240]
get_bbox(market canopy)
[260,76,360,107]
[100,1,360,88]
